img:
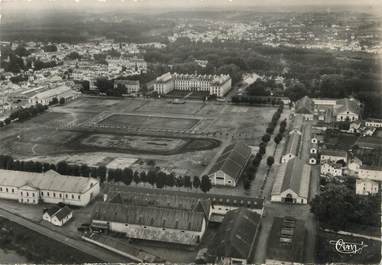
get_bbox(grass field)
[99,114,199,130]
[0,97,275,176]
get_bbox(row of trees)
[0,155,213,193]
[2,104,48,125]
[231,95,283,106]
[242,103,284,190]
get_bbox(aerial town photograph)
[0,0,381,264]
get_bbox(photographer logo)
[329,239,368,254]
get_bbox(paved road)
[0,208,129,263]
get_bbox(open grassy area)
[0,97,274,177]
[0,217,101,264]
[99,114,199,130]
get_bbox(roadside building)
[271,158,311,204]
[320,161,343,177]
[365,118,382,128]
[320,149,348,164]
[91,201,207,246]
[281,131,301,163]
[103,184,264,223]
[356,178,379,195]
[294,96,314,120]
[0,169,99,206]
[208,142,251,187]
[358,165,382,182]
[266,217,305,264]
[208,208,261,265]
[50,206,73,226]
[43,206,61,222]
[114,79,140,95]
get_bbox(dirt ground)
[0,96,275,177]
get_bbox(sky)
[1,0,381,10]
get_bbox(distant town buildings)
[114,79,140,95]
[154,72,232,97]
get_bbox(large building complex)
[154,72,232,97]
[91,191,210,246]
[0,169,100,206]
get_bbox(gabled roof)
[210,208,261,260]
[0,169,98,193]
[92,202,205,232]
[107,191,211,220]
[283,132,301,157]
[272,158,311,199]
[44,206,60,217]
[209,142,251,182]
[335,98,361,115]
[295,96,314,114]
[54,206,72,221]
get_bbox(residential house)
[320,149,348,164]
[294,96,315,120]
[356,179,379,195]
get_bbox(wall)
[107,218,206,246]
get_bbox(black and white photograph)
[0,0,381,264]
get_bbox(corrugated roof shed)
[272,158,311,199]
[283,132,301,157]
[107,191,211,220]
[92,202,205,232]
[210,208,261,261]
[209,142,251,182]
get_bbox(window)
[78,195,81,200]
[21,191,23,196]
[32,193,34,197]
[47,192,50,196]
[6,188,8,192]
[59,194,62,198]
[0,187,2,192]
[65,194,68,199]
[11,189,14,193]
[27,192,29,196]
[41,192,44,196]
[72,194,74,199]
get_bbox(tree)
[193,176,201,189]
[50,97,58,105]
[262,133,271,143]
[97,166,107,183]
[200,175,212,193]
[184,175,192,189]
[243,175,251,190]
[59,98,65,105]
[274,133,283,145]
[133,171,141,185]
[56,161,69,175]
[310,183,379,230]
[122,168,133,185]
[267,156,275,167]
[156,171,166,188]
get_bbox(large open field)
[0,97,276,176]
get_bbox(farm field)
[0,97,277,177]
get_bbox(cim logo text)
[329,239,368,254]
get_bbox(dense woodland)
[143,38,382,117]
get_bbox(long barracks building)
[154,72,232,97]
